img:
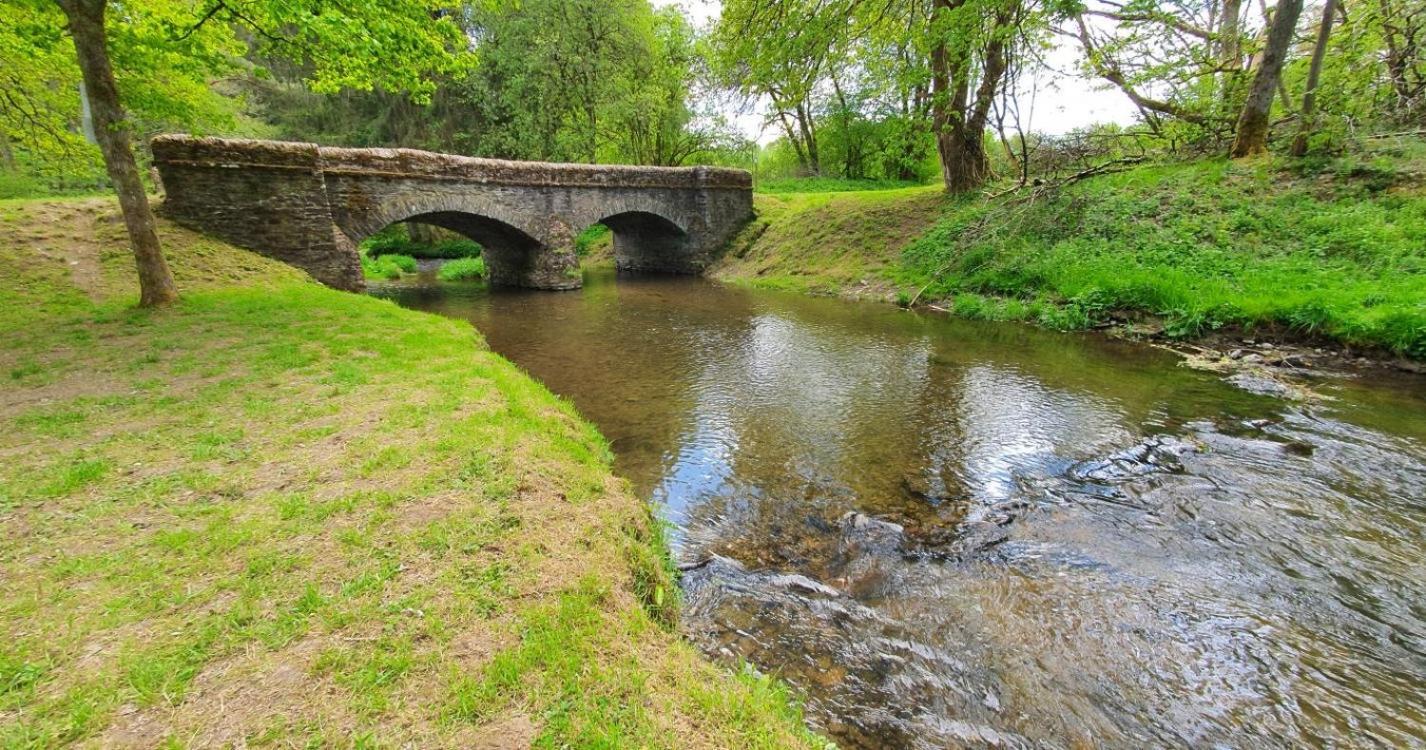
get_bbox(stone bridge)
[150,135,753,291]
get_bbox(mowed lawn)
[0,199,820,748]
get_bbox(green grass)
[715,144,1426,358]
[360,253,411,280]
[0,199,823,748]
[437,256,486,281]
[754,177,927,194]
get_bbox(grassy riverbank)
[0,199,821,748]
[719,143,1426,359]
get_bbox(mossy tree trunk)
[1229,0,1305,158]
[931,0,1012,193]
[55,0,179,307]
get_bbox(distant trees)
[713,0,1066,193]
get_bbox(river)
[373,268,1426,748]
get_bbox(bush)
[575,224,611,257]
[360,254,405,281]
[437,257,486,281]
[385,254,418,273]
[425,239,482,259]
[361,227,482,259]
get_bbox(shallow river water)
[374,269,1426,748]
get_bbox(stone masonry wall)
[151,135,753,291]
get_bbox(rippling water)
[374,269,1426,748]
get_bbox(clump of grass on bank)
[437,256,485,281]
[360,252,406,280]
[0,198,823,748]
[575,223,614,269]
[715,143,1426,358]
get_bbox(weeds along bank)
[0,199,821,748]
[716,147,1426,360]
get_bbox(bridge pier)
[151,136,753,293]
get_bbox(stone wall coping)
[151,134,752,190]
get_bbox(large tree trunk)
[939,129,991,193]
[931,0,1009,193]
[57,0,178,306]
[1290,0,1337,156]
[1229,0,1305,157]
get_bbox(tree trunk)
[796,101,820,175]
[776,110,810,172]
[931,0,1006,193]
[1221,0,1244,70]
[1290,0,1337,156]
[56,0,179,306]
[939,130,991,193]
[1229,0,1304,157]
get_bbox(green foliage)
[361,225,483,260]
[2,0,465,193]
[436,257,486,282]
[384,254,418,274]
[756,177,926,194]
[896,152,1426,355]
[575,224,612,257]
[360,254,406,281]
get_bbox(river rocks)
[1069,435,1196,483]
[839,511,904,551]
[679,553,1032,750]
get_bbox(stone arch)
[594,211,696,274]
[338,196,577,289]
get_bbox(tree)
[713,0,846,175]
[932,0,1024,192]
[1230,0,1306,156]
[1290,0,1338,156]
[44,0,462,306]
[56,0,178,306]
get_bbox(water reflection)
[374,270,1426,748]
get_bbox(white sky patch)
[654,0,1141,139]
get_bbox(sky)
[654,0,1142,140]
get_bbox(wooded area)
[2,0,1423,303]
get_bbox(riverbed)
[373,269,1426,748]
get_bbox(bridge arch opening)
[357,210,564,289]
[593,211,695,275]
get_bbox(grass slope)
[714,146,1426,358]
[0,200,821,749]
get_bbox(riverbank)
[715,142,1426,363]
[0,199,821,748]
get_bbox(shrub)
[575,224,611,257]
[437,257,486,281]
[361,228,482,259]
[360,255,405,281]
[426,239,482,259]
[385,254,418,273]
